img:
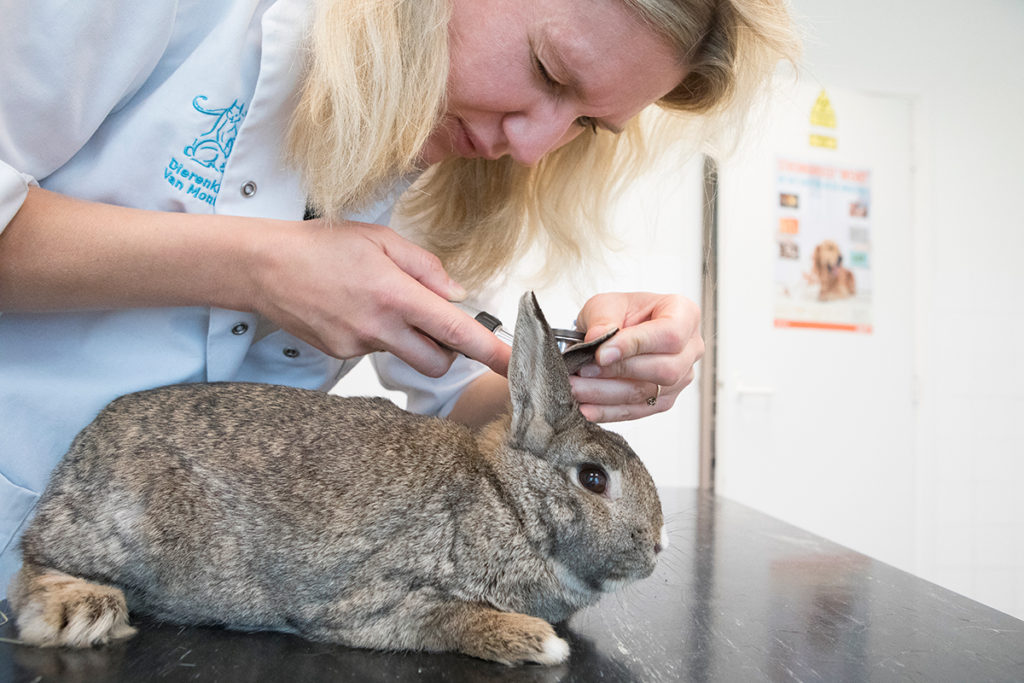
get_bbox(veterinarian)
[0,0,797,594]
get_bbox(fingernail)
[597,346,621,366]
[578,364,601,378]
[448,280,467,302]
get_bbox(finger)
[401,291,512,376]
[368,224,468,302]
[577,292,689,337]
[576,293,629,343]
[577,353,694,389]
[576,293,698,364]
[592,320,688,368]
[569,376,663,408]
[579,401,665,424]
[378,327,459,378]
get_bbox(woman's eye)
[576,116,598,135]
[578,465,608,494]
[534,54,557,86]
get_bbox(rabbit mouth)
[599,563,657,593]
[552,557,652,596]
[599,571,646,593]
[600,576,633,593]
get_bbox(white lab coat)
[0,0,489,594]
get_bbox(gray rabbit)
[9,292,664,666]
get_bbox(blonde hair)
[289,0,800,291]
[288,0,450,217]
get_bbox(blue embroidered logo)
[183,96,247,173]
[162,95,248,206]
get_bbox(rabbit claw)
[9,565,137,648]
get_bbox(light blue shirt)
[0,0,488,595]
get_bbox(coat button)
[231,323,249,335]
[240,181,258,198]
[283,348,300,358]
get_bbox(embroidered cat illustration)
[184,96,247,173]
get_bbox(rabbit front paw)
[9,564,137,648]
[431,604,570,666]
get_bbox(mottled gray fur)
[10,292,663,665]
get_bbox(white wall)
[717,0,1024,619]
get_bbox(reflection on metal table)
[2,488,1022,681]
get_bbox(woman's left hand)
[570,292,704,422]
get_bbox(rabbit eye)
[578,466,608,494]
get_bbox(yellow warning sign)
[809,89,837,149]
[810,90,837,128]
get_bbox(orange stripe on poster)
[775,319,873,334]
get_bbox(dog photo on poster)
[774,158,873,333]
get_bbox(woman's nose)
[503,109,580,166]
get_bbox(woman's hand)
[0,188,510,378]
[569,292,704,422]
[249,219,511,378]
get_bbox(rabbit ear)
[508,292,578,453]
[561,327,617,376]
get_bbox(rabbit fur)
[9,292,664,666]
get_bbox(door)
[714,79,917,569]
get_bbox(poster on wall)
[774,158,873,333]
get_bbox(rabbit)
[8,292,665,666]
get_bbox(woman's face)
[420,0,686,166]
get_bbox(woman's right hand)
[248,219,511,378]
[0,188,510,378]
